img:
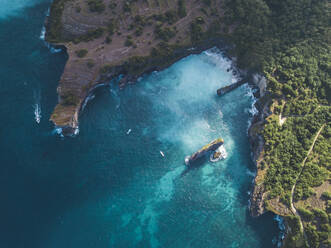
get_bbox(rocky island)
[46,0,330,247]
[185,138,224,165]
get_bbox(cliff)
[45,0,228,135]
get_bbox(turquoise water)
[0,1,280,247]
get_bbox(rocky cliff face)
[247,77,271,217]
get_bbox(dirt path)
[289,124,325,234]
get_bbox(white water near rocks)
[33,89,41,123]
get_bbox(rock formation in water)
[216,77,248,96]
[185,138,224,165]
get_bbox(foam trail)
[40,26,46,40]
[33,89,41,124]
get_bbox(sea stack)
[185,138,224,166]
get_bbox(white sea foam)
[33,89,41,124]
[81,94,95,111]
[242,84,259,132]
[33,103,41,124]
[40,25,46,40]
[52,127,64,137]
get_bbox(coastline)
[43,1,298,245]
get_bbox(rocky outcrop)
[248,77,272,217]
[216,77,248,96]
[250,184,266,217]
[185,138,224,165]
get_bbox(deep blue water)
[0,1,281,247]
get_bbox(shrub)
[123,1,131,12]
[105,36,112,44]
[154,26,176,41]
[196,16,205,24]
[312,208,329,223]
[75,49,88,58]
[109,2,117,9]
[125,38,133,46]
[165,10,177,24]
[75,6,81,13]
[135,26,143,36]
[86,59,95,68]
[297,207,313,221]
[321,191,331,200]
[107,20,116,35]
[190,22,203,42]
[100,64,112,74]
[177,0,186,18]
[61,92,79,105]
[134,15,146,26]
[73,28,104,43]
[87,0,105,13]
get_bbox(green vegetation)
[177,0,186,18]
[322,192,331,200]
[154,26,176,42]
[75,49,88,57]
[123,1,131,12]
[124,36,134,46]
[45,0,71,43]
[223,0,330,246]
[61,92,79,105]
[87,0,105,13]
[86,59,95,68]
[73,28,104,43]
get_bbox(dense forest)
[223,0,330,247]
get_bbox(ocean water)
[0,1,280,247]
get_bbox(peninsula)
[45,0,227,135]
[46,0,330,247]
